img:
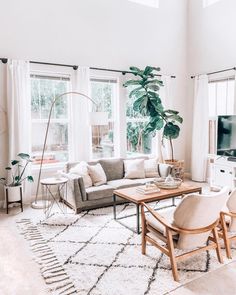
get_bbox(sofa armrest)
[158,163,173,178]
[61,172,87,212]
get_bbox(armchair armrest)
[141,202,219,235]
[220,211,236,218]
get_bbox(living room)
[1,0,236,294]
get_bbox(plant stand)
[4,186,23,214]
[165,159,185,181]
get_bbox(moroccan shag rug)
[17,203,234,295]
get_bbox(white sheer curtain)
[191,75,209,181]
[70,66,91,162]
[157,75,172,162]
[7,60,32,202]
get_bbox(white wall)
[0,0,188,203]
[186,0,236,173]
[188,0,236,74]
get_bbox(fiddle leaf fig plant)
[124,66,183,161]
[0,153,34,187]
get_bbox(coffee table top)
[114,183,202,204]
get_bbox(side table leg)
[6,188,8,214]
[137,204,140,234]
[20,186,23,212]
[113,194,117,220]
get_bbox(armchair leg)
[220,215,232,259]
[141,205,146,255]
[166,229,179,282]
[212,227,223,264]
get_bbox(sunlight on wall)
[128,0,159,8]
[203,0,221,8]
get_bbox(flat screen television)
[217,115,236,157]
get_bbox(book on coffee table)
[136,185,160,195]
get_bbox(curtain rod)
[0,58,176,78]
[191,67,236,79]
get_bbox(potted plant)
[0,153,34,202]
[124,66,184,177]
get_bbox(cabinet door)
[214,165,233,187]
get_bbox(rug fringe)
[17,219,77,295]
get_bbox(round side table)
[40,177,68,218]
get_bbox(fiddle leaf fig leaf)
[163,122,180,139]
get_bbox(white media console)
[210,157,236,190]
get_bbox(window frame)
[30,70,72,166]
[89,74,119,159]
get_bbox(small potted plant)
[0,153,34,202]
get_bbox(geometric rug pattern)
[17,203,234,295]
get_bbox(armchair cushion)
[173,186,230,249]
[146,207,178,238]
[226,188,236,232]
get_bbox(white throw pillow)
[69,161,92,188]
[88,163,107,186]
[124,159,145,179]
[144,158,159,178]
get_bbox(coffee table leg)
[113,194,117,220]
[136,204,140,234]
[172,197,175,206]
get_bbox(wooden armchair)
[141,186,229,282]
[219,189,236,259]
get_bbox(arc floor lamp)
[31,91,108,209]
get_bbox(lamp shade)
[89,112,108,126]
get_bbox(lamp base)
[31,200,51,209]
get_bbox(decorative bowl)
[154,178,182,189]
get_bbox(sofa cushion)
[144,158,159,178]
[99,158,124,181]
[86,185,114,201]
[107,179,144,189]
[88,163,107,186]
[69,161,92,188]
[124,158,145,179]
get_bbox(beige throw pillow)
[69,161,92,188]
[88,163,107,186]
[144,158,159,178]
[124,159,145,179]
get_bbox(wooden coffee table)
[113,183,202,234]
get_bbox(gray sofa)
[63,157,172,213]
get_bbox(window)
[90,78,117,159]
[126,86,152,157]
[31,74,70,164]
[208,77,235,154]
[128,0,159,8]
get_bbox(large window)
[90,78,117,159]
[126,86,152,157]
[208,77,235,154]
[31,74,70,164]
